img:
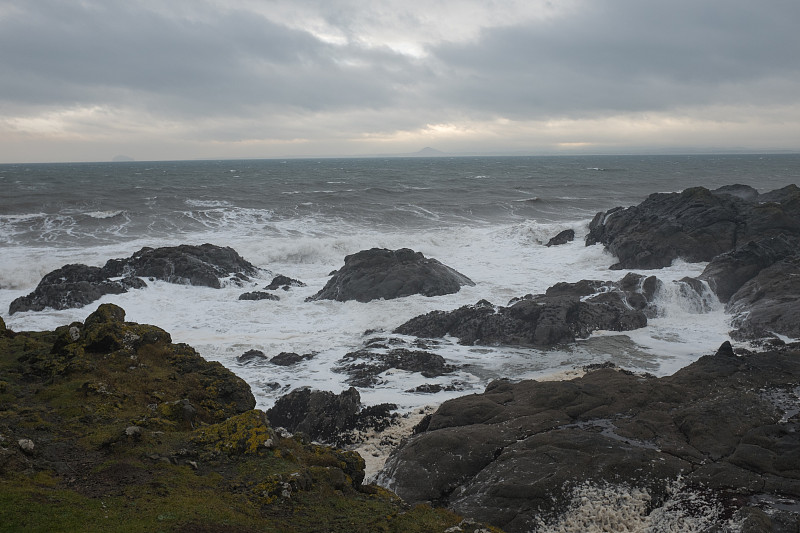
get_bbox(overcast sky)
[2,0,799,163]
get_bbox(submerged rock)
[306,248,475,303]
[379,342,800,532]
[585,185,800,269]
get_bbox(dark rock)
[336,348,456,387]
[727,256,800,341]
[9,264,146,314]
[102,244,259,288]
[379,344,800,532]
[238,291,280,301]
[699,234,800,303]
[395,275,655,347]
[545,229,575,247]
[586,185,800,269]
[712,183,759,201]
[269,352,314,366]
[237,349,268,364]
[11,244,259,314]
[265,275,306,291]
[266,387,398,446]
[306,248,475,303]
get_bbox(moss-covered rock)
[0,306,501,533]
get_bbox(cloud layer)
[1,0,799,162]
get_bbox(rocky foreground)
[380,342,800,532]
[0,305,498,533]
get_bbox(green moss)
[0,307,503,533]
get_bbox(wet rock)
[10,244,260,314]
[266,387,397,446]
[545,229,575,247]
[237,349,268,364]
[395,275,654,347]
[336,348,457,387]
[306,248,475,303]
[380,343,800,532]
[699,234,800,303]
[586,185,800,269]
[102,244,259,288]
[238,291,279,301]
[269,352,314,366]
[9,264,146,314]
[727,256,800,341]
[265,275,306,291]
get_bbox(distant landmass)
[112,155,135,162]
[411,147,447,157]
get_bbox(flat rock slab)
[307,248,475,303]
[379,343,800,532]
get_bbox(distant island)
[112,154,135,162]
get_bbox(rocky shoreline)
[4,183,800,531]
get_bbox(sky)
[1,0,800,163]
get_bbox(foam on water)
[0,220,735,412]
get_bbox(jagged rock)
[238,291,280,301]
[585,185,800,269]
[269,352,315,366]
[306,248,475,303]
[379,343,800,532]
[395,275,654,347]
[336,348,456,387]
[727,256,800,341]
[266,387,398,446]
[237,350,268,364]
[9,264,146,314]
[102,244,258,288]
[10,244,259,314]
[545,229,575,247]
[699,234,800,303]
[265,275,306,291]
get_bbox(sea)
[2,154,799,414]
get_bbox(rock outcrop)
[545,229,575,247]
[394,273,657,347]
[380,343,800,532]
[10,243,259,314]
[336,346,457,387]
[266,387,397,446]
[0,305,495,533]
[727,256,800,341]
[306,248,475,303]
[586,185,800,269]
[8,264,146,314]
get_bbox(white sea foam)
[0,221,735,413]
[532,479,743,532]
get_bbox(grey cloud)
[0,1,426,117]
[427,0,800,118]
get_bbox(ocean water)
[2,154,799,412]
